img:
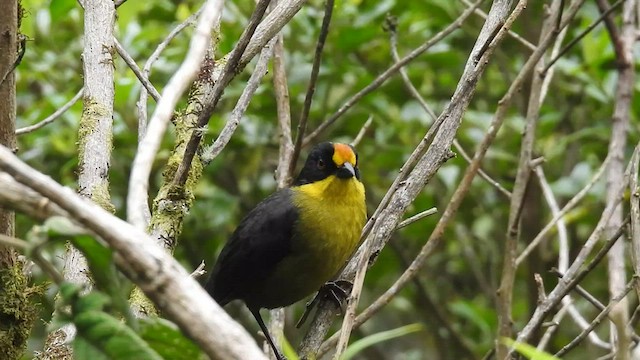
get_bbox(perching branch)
[300,1,526,357]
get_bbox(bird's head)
[294,142,360,185]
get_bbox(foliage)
[12,0,640,359]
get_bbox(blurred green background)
[14,0,639,358]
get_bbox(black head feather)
[293,142,360,186]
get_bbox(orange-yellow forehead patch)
[332,143,357,166]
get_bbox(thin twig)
[554,277,638,358]
[350,116,373,148]
[460,0,537,51]
[554,269,640,343]
[0,234,64,284]
[288,0,334,175]
[535,165,610,349]
[516,155,610,266]
[200,37,277,165]
[396,207,438,229]
[542,0,625,74]
[302,0,486,147]
[190,260,207,278]
[127,0,225,229]
[15,87,84,135]
[113,38,161,101]
[496,3,564,355]
[387,22,511,199]
[137,6,204,139]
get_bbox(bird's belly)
[258,200,365,308]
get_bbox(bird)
[205,142,366,360]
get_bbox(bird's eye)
[317,159,325,170]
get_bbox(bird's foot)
[296,280,353,328]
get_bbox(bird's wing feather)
[205,189,298,305]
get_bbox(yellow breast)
[258,175,366,307]
[293,175,366,267]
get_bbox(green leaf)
[281,333,300,360]
[341,323,423,360]
[73,311,163,360]
[502,338,560,360]
[69,234,133,324]
[138,318,204,360]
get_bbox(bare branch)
[113,38,161,102]
[0,146,269,360]
[273,30,294,188]
[200,37,277,165]
[127,0,225,229]
[350,116,373,148]
[396,207,438,229]
[542,0,625,74]
[387,22,511,199]
[536,165,610,349]
[301,1,527,357]
[288,0,334,177]
[516,156,610,265]
[555,277,638,358]
[496,2,564,354]
[172,0,272,188]
[514,148,633,351]
[15,88,83,135]
[302,0,486,147]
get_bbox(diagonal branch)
[171,0,272,188]
[0,146,269,360]
[288,0,335,175]
[127,0,225,229]
[300,1,527,357]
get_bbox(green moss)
[0,262,39,360]
[129,287,158,317]
[91,181,115,214]
[77,97,112,174]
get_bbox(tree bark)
[0,1,38,358]
[44,0,117,355]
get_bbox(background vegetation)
[3,0,639,359]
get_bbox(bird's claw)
[296,280,353,328]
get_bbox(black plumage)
[206,189,298,308]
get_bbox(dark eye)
[317,159,325,169]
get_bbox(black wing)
[205,189,298,306]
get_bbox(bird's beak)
[336,162,356,179]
